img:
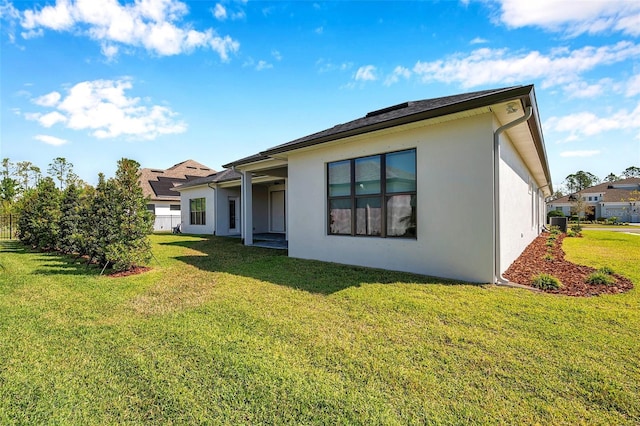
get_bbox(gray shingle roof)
[172,169,242,191]
[224,85,532,168]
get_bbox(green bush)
[545,240,555,247]
[597,266,614,275]
[547,210,565,219]
[571,224,583,233]
[586,271,615,286]
[549,226,561,235]
[531,273,562,290]
[543,253,554,261]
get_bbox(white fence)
[153,215,182,232]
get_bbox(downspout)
[493,105,533,285]
[207,182,216,236]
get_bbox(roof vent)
[366,102,409,118]
[151,169,164,173]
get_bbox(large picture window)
[327,149,416,238]
[190,198,206,225]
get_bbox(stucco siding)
[214,187,241,236]
[287,113,495,283]
[179,186,215,234]
[497,128,543,274]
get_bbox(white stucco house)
[175,85,553,283]
[547,178,640,222]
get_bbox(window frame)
[326,148,417,239]
[189,197,206,226]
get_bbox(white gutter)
[493,105,533,285]
[207,182,216,236]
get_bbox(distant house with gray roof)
[547,178,640,222]
[138,160,215,231]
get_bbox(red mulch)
[503,232,633,297]
[107,266,152,278]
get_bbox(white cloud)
[559,150,601,158]
[26,78,186,140]
[495,0,640,37]
[16,0,239,60]
[39,111,68,127]
[33,91,61,107]
[354,65,377,82]
[626,74,640,97]
[315,26,323,35]
[271,49,282,61]
[411,42,640,92]
[35,134,69,146]
[316,59,352,73]
[470,37,488,45]
[545,103,640,140]
[256,60,272,71]
[384,66,412,86]
[212,3,226,20]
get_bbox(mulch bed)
[108,266,152,278]
[503,232,633,297]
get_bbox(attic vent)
[186,166,197,169]
[607,185,613,189]
[366,102,409,118]
[151,169,164,173]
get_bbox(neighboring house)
[138,160,215,231]
[175,85,553,284]
[547,178,640,222]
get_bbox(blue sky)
[1,0,639,191]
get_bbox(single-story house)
[138,160,215,231]
[174,85,553,283]
[547,178,640,222]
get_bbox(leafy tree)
[603,172,619,183]
[78,174,118,265]
[15,177,61,249]
[622,166,640,179]
[564,171,600,193]
[58,182,82,254]
[104,159,154,271]
[1,159,18,213]
[48,157,76,190]
[16,161,42,192]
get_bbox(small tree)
[58,182,82,254]
[1,158,18,213]
[15,177,61,249]
[104,159,154,271]
[603,172,619,183]
[48,157,75,190]
[622,166,640,179]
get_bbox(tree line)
[3,157,153,272]
[553,166,640,199]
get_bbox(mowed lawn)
[0,231,638,424]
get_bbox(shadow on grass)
[1,240,101,277]
[162,235,467,295]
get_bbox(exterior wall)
[214,187,241,236]
[179,186,215,234]
[268,183,287,233]
[287,113,495,283]
[252,185,269,234]
[148,201,182,232]
[497,127,544,275]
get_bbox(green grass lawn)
[0,232,638,424]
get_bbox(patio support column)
[241,170,253,245]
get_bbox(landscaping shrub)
[547,210,565,219]
[586,271,615,286]
[597,266,614,275]
[531,273,562,290]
